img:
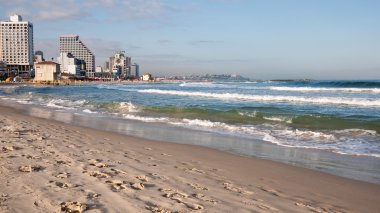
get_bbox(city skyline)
[0,0,379,80]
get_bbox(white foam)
[46,100,70,109]
[179,82,216,87]
[238,111,257,118]
[123,114,170,123]
[83,109,97,114]
[263,116,292,123]
[333,129,377,136]
[96,84,137,92]
[119,102,140,112]
[44,98,87,109]
[120,113,380,157]
[16,100,31,104]
[270,86,380,93]
[137,89,380,107]
[179,82,265,90]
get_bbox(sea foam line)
[120,114,380,157]
[137,89,380,107]
[270,86,380,93]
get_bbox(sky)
[0,0,379,80]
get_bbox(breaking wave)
[119,115,380,158]
[270,86,380,93]
[137,89,380,107]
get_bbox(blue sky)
[1,0,379,79]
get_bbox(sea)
[1,80,380,183]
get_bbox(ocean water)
[0,80,379,159]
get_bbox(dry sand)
[0,105,379,213]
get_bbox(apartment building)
[0,14,34,73]
[59,35,95,78]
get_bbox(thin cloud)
[193,59,250,63]
[0,0,193,22]
[127,45,143,50]
[135,54,184,59]
[85,38,123,58]
[189,40,220,46]
[0,0,88,21]
[158,39,173,44]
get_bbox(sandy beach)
[0,105,379,212]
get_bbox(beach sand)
[0,105,379,213]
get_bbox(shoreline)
[2,98,379,184]
[1,104,380,212]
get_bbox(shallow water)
[2,102,379,184]
[1,80,379,158]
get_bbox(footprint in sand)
[242,199,278,211]
[56,172,71,179]
[110,168,127,175]
[145,202,172,213]
[136,175,149,182]
[223,182,253,195]
[19,165,44,172]
[24,154,38,159]
[56,160,72,165]
[2,146,14,152]
[55,181,72,188]
[88,159,107,168]
[0,194,9,211]
[148,173,167,180]
[84,170,110,178]
[192,193,218,204]
[188,168,205,174]
[86,192,101,200]
[130,182,145,190]
[187,183,208,191]
[175,166,205,174]
[60,201,87,213]
[294,202,341,213]
[258,186,284,197]
[48,180,72,189]
[105,179,130,191]
[159,188,203,210]
[66,144,76,149]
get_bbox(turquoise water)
[1,80,379,158]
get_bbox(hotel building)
[131,63,140,78]
[59,35,95,78]
[107,51,131,78]
[57,52,81,76]
[0,14,34,73]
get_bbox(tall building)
[0,14,34,73]
[57,52,81,76]
[59,35,95,78]
[108,51,131,78]
[131,63,140,78]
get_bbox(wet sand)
[0,105,379,212]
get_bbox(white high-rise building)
[59,35,95,78]
[57,52,81,76]
[108,51,131,78]
[0,14,34,73]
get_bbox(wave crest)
[270,86,380,93]
[137,89,380,107]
